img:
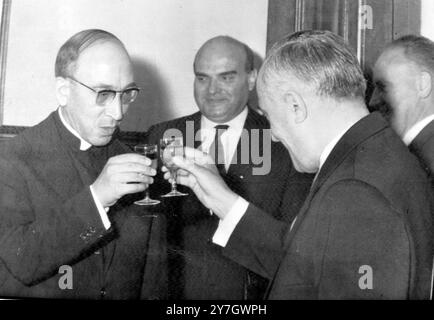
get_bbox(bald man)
[146,36,312,299]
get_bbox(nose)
[105,94,124,121]
[208,78,221,95]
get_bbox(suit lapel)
[282,112,389,247]
[39,113,89,199]
[410,120,434,150]
[409,120,434,175]
[49,112,110,277]
[173,111,202,149]
[190,112,203,149]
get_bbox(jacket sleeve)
[0,156,112,286]
[222,203,289,280]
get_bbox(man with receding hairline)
[0,29,165,299]
[147,35,311,299]
[371,35,434,298]
[370,35,434,185]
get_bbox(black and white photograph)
[0,0,432,312]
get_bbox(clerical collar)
[402,114,434,146]
[58,107,92,151]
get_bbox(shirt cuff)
[89,185,111,230]
[212,196,249,247]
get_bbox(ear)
[247,69,258,91]
[418,71,432,99]
[55,77,70,106]
[283,91,307,124]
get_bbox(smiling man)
[147,36,312,299]
[0,29,165,299]
[370,35,434,185]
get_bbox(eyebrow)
[194,70,238,77]
[219,71,237,77]
[194,72,208,77]
[93,82,138,90]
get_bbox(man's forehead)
[195,56,242,73]
[195,42,246,71]
[75,41,133,79]
[77,41,130,67]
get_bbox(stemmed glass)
[160,137,188,197]
[133,144,161,205]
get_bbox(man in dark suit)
[370,35,434,184]
[169,30,433,299]
[147,36,312,299]
[0,29,165,299]
[370,34,434,298]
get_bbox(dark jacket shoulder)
[0,112,59,160]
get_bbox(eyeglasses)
[68,77,140,106]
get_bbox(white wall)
[421,0,434,41]
[2,0,268,131]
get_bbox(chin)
[204,104,229,115]
[205,113,229,123]
[91,136,113,147]
[288,152,311,173]
[292,162,307,173]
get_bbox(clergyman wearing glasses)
[0,29,166,299]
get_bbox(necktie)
[210,124,229,175]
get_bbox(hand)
[92,153,156,207]
[162,147,238,219]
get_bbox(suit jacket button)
[100,288,106,298]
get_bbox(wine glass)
[160,137,188,197]
[133,144,161,205]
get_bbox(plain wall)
[421,0,434,41]
[1,0,268,131]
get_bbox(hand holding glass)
[133,144,161,205]
[160,138,188,197]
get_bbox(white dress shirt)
[402,114,434,146]
[58,108,111,230]
[200,107,248,171]
[212,119,358,247]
